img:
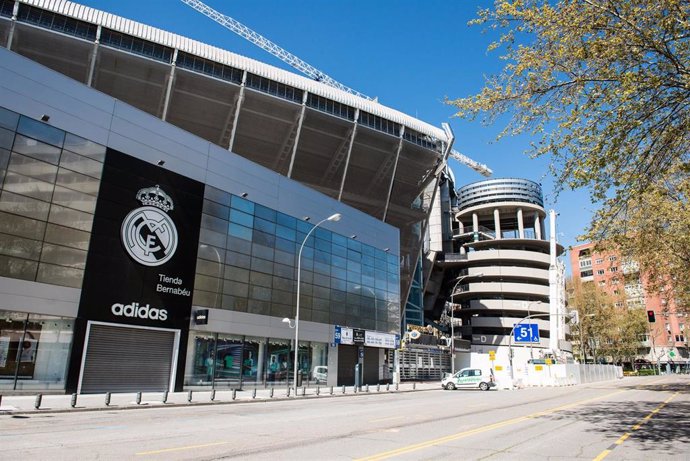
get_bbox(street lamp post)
[448,272,482,374]
[290,213,341,397]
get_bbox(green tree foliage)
[448,1,690,308]
[568,278,647,364]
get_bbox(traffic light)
[647,310,656,323]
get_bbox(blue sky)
[78,0,594,267]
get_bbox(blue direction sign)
[514,323,540,343]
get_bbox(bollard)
[252,388,257,399]
[70,393,77,408]
[316,386,320,396]
[287,388,291,397]
[162,391,168,404]
[354,385,357,394]
[366,384,369,392]
[395,383,399,391]
[413,382,416,390]
[232,389,237,400]
[187,390,193,403]
[302,386,306,396]
[105,392,111,406]
[136,392,142,405]
[329,386,333,395]
[34,394,42,410]
[0,395,2,408]
[270,387,274,398]
[377,383,380,392]
[386,383,390,391]
[211,389,216,401]
[342,385,346,394]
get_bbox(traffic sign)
[489,350,496,360]
[669,351,676,358]
[514,323,539,343]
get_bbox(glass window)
[0,211,46,241]
[17,117,65,148]
[225,235,251,255]
[7,152,58,184]
[0,232,42,260]
[204,186,231,207]
[47,204,94,232]
[201,213,227,234]
[0,190,51,221]
[223,280,248,297]
[228,222,252,241]
[35,263,83,288]
[59,150,103,179]
[276,225,295,241]
[0,254,38,280]
[254,204,276,222]
[12,134,61,165]
[252,230,275,248]
[225,250,251,269]
[51,185,97,214]
[0,107,19,131]
[276,212,296,229]
[2,171,55,202]
[202,199,229,220]
[62,133,106,161]
[39,243,87,269]
[0,312,74,392]
[231,195,254,214]
[229,208,253,228]
[251,257,273,274]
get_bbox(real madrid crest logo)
[121,185,178,266]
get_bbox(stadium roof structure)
[0,0,457,304]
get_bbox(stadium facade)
[0,0,455,392]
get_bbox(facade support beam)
[161,49,178,121]
[227,71,247,152]
[382,126,404,221]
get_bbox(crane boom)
[180,0,492,178]
[449,149,492,177]
[180,0,370,100]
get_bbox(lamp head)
[327,213,342,222]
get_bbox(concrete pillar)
[458,221,464,234]
[493,209,501,239]
[534,212,542,240]
[517,208,525,238]
[472,213,479,233]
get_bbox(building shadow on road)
[537,399,690,455]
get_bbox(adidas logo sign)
[111,302,168,321]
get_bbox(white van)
[441,367,495,391]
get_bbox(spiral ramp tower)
[433,178,568,373]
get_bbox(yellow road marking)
[370,416,406,423]
[136,441,231,456]
[592,392,679,461]
[355,390,626,461]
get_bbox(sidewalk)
[0,382,440,415]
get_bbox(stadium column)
[517,208,525,238]
[494,208,501,240]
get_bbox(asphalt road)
[2,375,688,460]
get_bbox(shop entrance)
[78,322,178,394]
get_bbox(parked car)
[441,367,495,391]
[312,366,328,383]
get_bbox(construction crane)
[449,149,492,177]
[180,0,369,100]
[180,0,492,178]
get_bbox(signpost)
[514,323,540,343]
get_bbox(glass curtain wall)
[194,186,401,334]
[0,310,74,391]
[184,332,328,389]
[0,106,105,289]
